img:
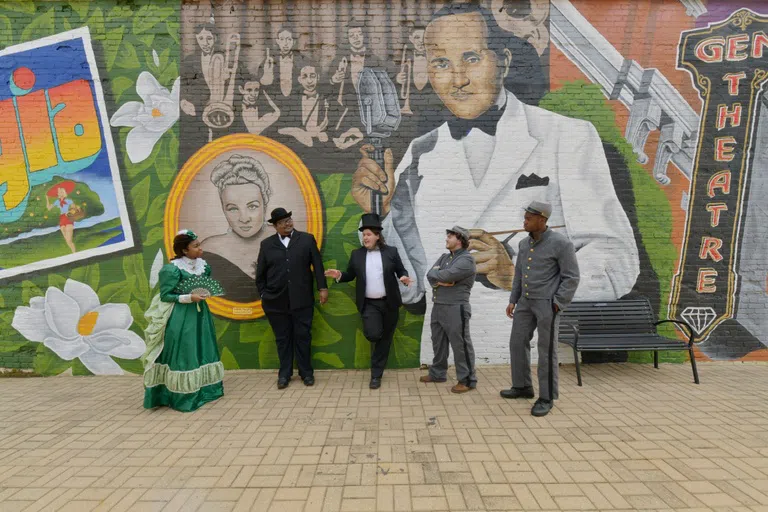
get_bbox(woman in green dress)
[142,229,224,411]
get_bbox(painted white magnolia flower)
[11,279,146,375]
[110,71,180,164]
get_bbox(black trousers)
[362,298,399,378]
[265,306,314,381]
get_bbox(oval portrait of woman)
[165,134,323,320]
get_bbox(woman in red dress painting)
[45,181,77,253]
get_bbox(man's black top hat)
[267,207,292,224]
[358,213,382,232]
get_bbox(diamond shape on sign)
[680,306,716,334]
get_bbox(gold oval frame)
[165,134,323,320]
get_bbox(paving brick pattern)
[0,363,766,511]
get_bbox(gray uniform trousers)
[429,303,477,387]
[510,297,560,400]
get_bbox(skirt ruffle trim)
[144,361,224,394]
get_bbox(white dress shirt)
[279,54,293,97]
[280,231,293,248]
[365,249,386,299]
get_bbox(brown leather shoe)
[419,375,447,383]
[451,383,472,394]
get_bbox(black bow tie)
[281,232,292,241]
[447,105,505,140]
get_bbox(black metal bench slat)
[557,298,700,386]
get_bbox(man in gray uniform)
[502,201,580,417]
[419,226,478,393]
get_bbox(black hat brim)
[268,211,292,224]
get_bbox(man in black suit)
[325,214,412,389]
[255,208,328,389]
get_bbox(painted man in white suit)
[352,3,640,365]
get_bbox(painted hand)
[351,144,395,214]
[190,293,206,303]
[319,289,329,305]
[399,276,413,286]
[469,228,515,290]
[506,303,515,319]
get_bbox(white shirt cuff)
[179,294,192,304]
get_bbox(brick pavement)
[0,362,766,511]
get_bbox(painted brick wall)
[0,0,766,377]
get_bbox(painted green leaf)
[146,226,164,247]
[321,289,357,317]
[0,342,29,353]
[21,281,43,304]
[158,62,179,90]
[0,16,12,49]
[69,0,89,19]
[343,191,359,206]
[61,18,72,32]
[313,352,344,369]
[392,329,420,368]
[343,242,358,260]
[145,193,168,227]
[0,294,4,308]
[0,0,35,15]
[71,359,92,376]
[220,346,239,370]
[214,317,230,340]
[128,300,147,330]
[404,311,423,327]
[134,4,175,34]
[98,278,133,305]
[354,329,371,369]
[34,345,71,376]
[166,21,180,45]
[135,33,155,49]
[21,8,55,42]
[103,27,126,72]
[324,206,346,234]
[69,263,100,289]
[162,130,179,187]
[70,263,100,289]
[258,330,279,369]
[157,47,170,69]
[320,174,342,206]
[48,274,66,289]
[131,175,151,221]
[240,320,274,344]
[110,75,133,103]
[341,215,361,235]
[107,5,132,20]
[115,40,140,69]
[123,253,148,298]
[114,357,143,375]
[310,309,342,346]
[85,7,104,39]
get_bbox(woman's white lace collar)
[172,256,207,275]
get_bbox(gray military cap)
[446,225,470,242]
[524,200,552,219]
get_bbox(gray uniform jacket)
[426,248,476,305]
[509,229,580,310]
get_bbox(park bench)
[558,298,700,386]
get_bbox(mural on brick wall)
[0,0,767,377]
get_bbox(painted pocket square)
[515,173,550,190]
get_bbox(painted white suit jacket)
[383,89,640,361]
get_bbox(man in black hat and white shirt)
[502,201,579,417]
[255,208,328,389]
[419,226,478,393]
[325,213,412,389]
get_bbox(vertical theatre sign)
[671,9,768,338]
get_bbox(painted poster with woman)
[0,28,134,280]
[167,133,323,320]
